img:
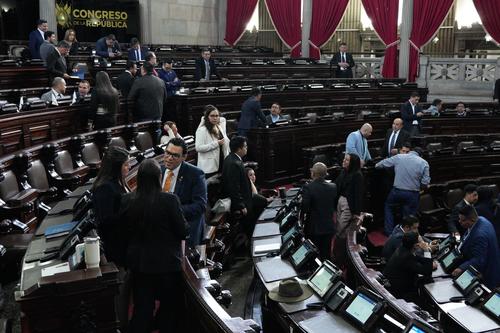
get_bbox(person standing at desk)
[301,162,337,261]
[345,123,373,166]
[195,49,222,81]
[330,42,355,78]
[401,92,423,137]
[452,205,500,289]
[237,87,267,137]
[28,19,48,59]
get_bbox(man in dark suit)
[161,138,207,247]
[194,49,222,81]
[222,136,262,236]
[265,102,290,125]
[383,232,435,301]
[237,88,266,137]
[330,43,355,78]
[116,61,137,98]
[447,184,478,236]
[127,37,148,62]
[382,118,410,158]
[452,205,500,289]
[95,34,122,59]
[28,19,48,59]
[301,162,337,260]
[400,92,423,136]
[46,41,70,83]
[128,62,167,121]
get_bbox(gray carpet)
[0,281,21,333]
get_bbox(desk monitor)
[438,235,454,252]
[439,248,460,273]
[282,224,299,245]
[453,266,479,294]
[277,209,298,233]
[290,239,317,272]
[482,290,500,323]
[340,287,386,332]
[402,319,440,333]
[306,260,342,298]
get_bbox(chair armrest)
[6,189,38,206]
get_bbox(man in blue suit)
[28,19,48,59]
[162,138,207,247]
[127,37,148,62]
[400,92,423,136]
[95,34,122,58]
[452,205,500,289]
[194,49,222,81]
[345,123,372,166]
[237,88,266,137]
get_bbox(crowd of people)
[25,19,500,331]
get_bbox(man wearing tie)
[330,43,355,78]
[345,123,373,166]
[400,92,423,136]
[127,37,148,62]
[28,19,48,59]
[382,118,410,158]
[161,138,207,247]
[195,49,222,81]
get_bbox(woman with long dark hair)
[91,146,130,330]
[333,153,364,268]
[63,28,79,55]
[195,104,229,177]
[119,159,189,332]
[90,71,120,129]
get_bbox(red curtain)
[224,0,258,46]
[361,0,399,78]
[264,0,302,57]
[408,0,453,82]
[473,0,500,44]
[309,0,349,60]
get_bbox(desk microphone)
[449,296,465,302]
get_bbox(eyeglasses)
[165,151,182,159]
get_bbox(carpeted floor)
[0,281,21,333]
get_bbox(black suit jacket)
[120,192,189,273]
[92,180,127,266]
[330,52,355,78]
[222,153,252,212]
[400,101,423,132]
[116,70,135,98]
[194,58,221,80]
[128,73,167,121]
[46,47,68,81]
[302,178,337,236]
[447,200,468,235]
[383,246,433,297]
[494,78,500,100]
[381,129,411,158]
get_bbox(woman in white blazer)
[195,105,230,177]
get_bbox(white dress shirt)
[387,130,400,155]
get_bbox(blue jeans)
[384,188,420,235]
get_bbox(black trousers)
[310,234,333,261]
[129,271,184,333]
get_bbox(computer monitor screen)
[442,250,456,268]
[408,325,426,333]
[282,225,297,244]
[308,265,335,297]
[344,292,377,325]
[438,236,452,252]
[484,292,500,318]
[455,269,475,292]
[280,211,293,227]
[291,243,308,267]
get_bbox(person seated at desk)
[95,34,122,59]
[383,231,435,302]
[160,121,182,145]
[40,77,66,105]
[266,102,289,125]
[382,215,437,260]
[127,37,148,62]
[455,101,468,117]
[301,162,337,261]
[158,59,181,97]
[448,184,478,237]
[71,79,91,105]
[246,167,274,203]
[195,48,222,81]
[424,98,443,117]
[119,159,189,332]
[452,205,500,289]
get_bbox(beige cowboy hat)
[268,278,313,303]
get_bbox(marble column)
[301,0,312,58]
[399,0,413,81]
[138,0,151,44]
[39,0,57,36]
[218,0,227,45]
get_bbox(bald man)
[301,162,337,260]
[382,118,410,158]
[346,123,372,166]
